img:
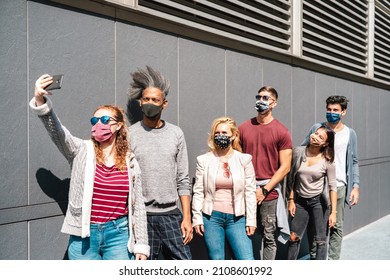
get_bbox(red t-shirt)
[90,164,129,224]
[239,117,292,200]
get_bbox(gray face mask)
[141,103,162,118]
[255,100,270,114]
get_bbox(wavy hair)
[314,125,335,163]
[207,116,242,152]
[326,95,349,111]
[91,105,129,172]
[129,65,170,100]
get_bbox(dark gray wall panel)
[115,22,178,125]
[314,74,336,123]
[0,0,28,208]
[0,223,27,260]
[380,162,390,216]
[178,38,225,180]
[356,166,380,228]
[351,83,367,160]
[262,60,292,131]
[379,90,390,155]
[30,216,68,259]
[291,68,316,146]
[365,87,381,158]
[225,50,263,127]
[28,1,115,205]
[335,78,353,126]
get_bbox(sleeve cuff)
[29,96,53,116]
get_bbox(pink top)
[213,161,234,214]
[90,164,129,224]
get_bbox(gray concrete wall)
[1,0,389,259]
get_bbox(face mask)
[255,100,270,114]
[91,122,114,142]
[141,103,162,118]
[326,112,341,124]
[214,134,231,150]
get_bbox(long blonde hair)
[207,116,242,152]
[91,105,129,172]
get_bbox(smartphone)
[45,74,64,90]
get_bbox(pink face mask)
[91,122,113,142]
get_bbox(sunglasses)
[255,95,274,101]
[90,115,117,126]
[222,162,230,178]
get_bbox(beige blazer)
[192,150,257,227]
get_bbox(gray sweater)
[29,96,150,257]
[129,121,191,214]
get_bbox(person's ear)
[116,123,123,131]
[162,99,168,109]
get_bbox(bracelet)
[288,198,294,200]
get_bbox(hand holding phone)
[45,74,64,90]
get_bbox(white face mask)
[255,100,270,114]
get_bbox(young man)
[302,95,359,260]
[239,86,292,260]
[128,66,193,260]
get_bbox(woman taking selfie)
[29,74,149,260]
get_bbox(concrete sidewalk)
[340,214,390,260]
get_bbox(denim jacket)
[302,122,360,207]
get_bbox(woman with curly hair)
[29,74,149,260]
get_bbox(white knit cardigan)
[29,96,150,257]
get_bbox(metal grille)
[137,0,292,53]
[104,0,390,85]
[301,0,368,76]
[374,2,390,83]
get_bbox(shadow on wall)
[36,168,70,260]
[126,98,143,126]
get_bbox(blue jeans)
[288,195,328,260]
[68,216,134,260]
[203,211,254,260]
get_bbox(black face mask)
[214,134,231,150]
[141,103,162,118]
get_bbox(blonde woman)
[192,117,256,260]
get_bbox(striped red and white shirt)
[90,163,129,224]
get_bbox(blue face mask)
[326,112,341,124]
[255,100,270,114]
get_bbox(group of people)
[30,66,359,260]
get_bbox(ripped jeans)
[287,194,329,260]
